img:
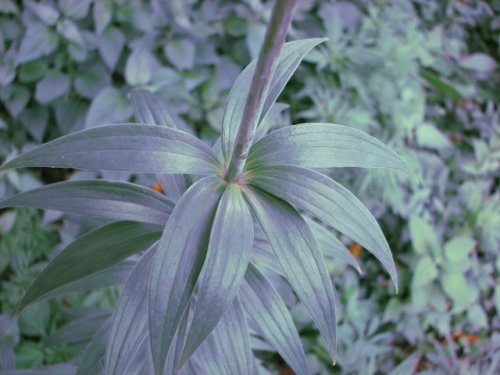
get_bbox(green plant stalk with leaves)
[0,0,410,373]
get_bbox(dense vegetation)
[0,0,498,374]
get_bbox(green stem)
[225,0,297,182]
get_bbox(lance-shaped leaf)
[77,319,111,375]
[46,309,111,347]
[181,184,254,363]
[42,259,136,301]
[306,217,362,274]
[129,88,178,128]
[240,264,309,375]
[221,38,327,162]
[247,123,410,174]
[0,180,174,225]
[249,165,397,288]
[106,247,155,375]
[0,124,221,174]
[16,221,162,313]
[191,298,253,375]
[243,188,337,362]
[129,88,188,199]
[149,176,224,375]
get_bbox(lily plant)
[0,0,409,374]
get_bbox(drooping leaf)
[16,221,162,313]
[305,217,362,273]
[181,184,254,363]
[46,309,111,347]
[243,187,337,362]
[0,124,221,175]
[106,247,155,375]
[247,123,410,174]
[221,38,327,162]
[240,264,309,375]
[190,298,253,375]
[249,165,397,288]
[0,180,174,225]
[42,258,136,301]
[149,176,224,375]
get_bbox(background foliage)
[0,0,498,374]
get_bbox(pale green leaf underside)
[240,264,309,375]
[106,247,155,375]
[221,38,327,162]
[249,165,397,289]
[0,124,221,174]
[181,184,254,363]
[190,298,253,375]
[247,123,410,174]
[244,187,337,362]
[0,179,174,225]
[148,176,224,375]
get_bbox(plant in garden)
[0,0,410,373]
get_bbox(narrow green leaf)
[76,319,111,375]
[128,88,189,199]
[247,123,410,174]
[190,298,253,375]
[42,259,136,301]
[221,38,327,162]
[249,165,397,288]
[181,184,254,363]
[106,247,155,375]
[240,264,309,375]
[16,221,162,313]
[149,176,224,375]
[305,217,362,274]
[243,187,337,362]
[46,309,111,347]
[129,88,178,129]
[0,124,221,175]
[0,180,174,225]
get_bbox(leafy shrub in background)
[0,0,498,374]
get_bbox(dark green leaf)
[0,180,174,225]
[16,221,162,313]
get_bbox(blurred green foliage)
[0,0,498,374]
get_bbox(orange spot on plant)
[348,242,362,258]
[151,183,164,194]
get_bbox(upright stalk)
[225,0,297,182]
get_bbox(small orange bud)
[348,242,362,258]
[151,183,164,194]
